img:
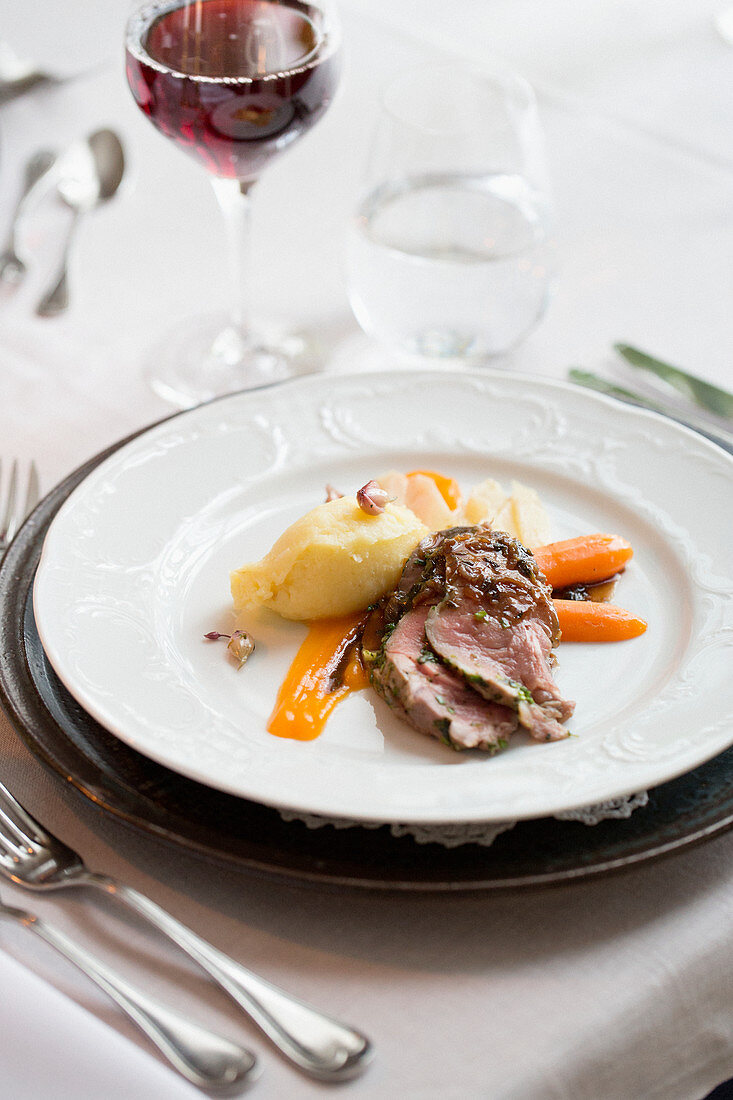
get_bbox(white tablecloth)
[1,2,732,1097]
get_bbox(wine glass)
[346,62,552,361]
[125,0,341,406]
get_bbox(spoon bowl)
[59,128,125,209]
[36,128,125,317]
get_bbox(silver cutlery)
[36,128,125,317]
[0,149,56,285]
[0,42,60,105]
[0,459,40,555]
[0,889,257,1091]
[615,343,733,421]
[0,42,106,106]
[0,780,372,1080]
[568,369,733,452]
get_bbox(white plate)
[33,369,733,823]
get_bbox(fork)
[0,780,372,1080]
[0,460,40,555]
[0,889,257,1090]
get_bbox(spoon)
[0,148,56,285]
[0,41,60,105]
[36,128,125,318]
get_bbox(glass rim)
[380,59,538,137]
[125,0,341,85]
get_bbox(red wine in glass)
[126,0,340,183]
[125,0,340,406]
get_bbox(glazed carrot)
[406,469,462,511]
[554,600,647,642]
[534,534,633,589]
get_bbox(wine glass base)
[145,313,321,408]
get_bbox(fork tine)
[0,460,39,551]
[0,781,53,848]
[24,460,40,517]
[0,805,34,859]
[0,459,17,543]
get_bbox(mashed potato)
[231,496,428,621]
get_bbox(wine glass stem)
[210,176,254,336]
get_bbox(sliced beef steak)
[363,525,573,751]
[424,530,574,741]
[370,603,517,751]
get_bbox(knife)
[614,343,733,421]
[568,369,733,453]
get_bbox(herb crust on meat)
[363,526,575,751]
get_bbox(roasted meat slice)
[424,530,574,741]
[381,526,474,628]
[369,603,518,751]
[363,525,573,751]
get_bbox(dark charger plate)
[2,427,733,893]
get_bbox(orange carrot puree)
[405,469,462,511]
[267,612,369,741]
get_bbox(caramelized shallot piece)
[204,628,255,668]
[357,480,391,516]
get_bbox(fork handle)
[85,873,371,1080]
[26,916,257,1090]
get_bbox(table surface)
[1,2,732,1097]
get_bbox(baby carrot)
[534,534,633,588]
[554,599,647,642]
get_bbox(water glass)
[346,62,553,360]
